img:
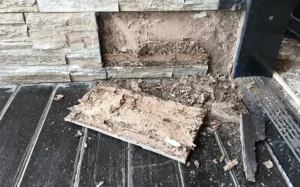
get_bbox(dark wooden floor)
[0,83,287,187]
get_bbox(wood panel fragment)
[37,0,119,12]
[65,86,207,163]
[0,0,38,12]
[240,114,266,182]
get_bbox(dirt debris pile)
[103,74,246,124]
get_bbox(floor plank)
[0,85,53,187]
[180,133,234,187]
[20,83,91,187]
[0,87,14,110]
[129,144,182,187]
[78,131,127,187]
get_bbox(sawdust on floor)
[98,11,243,74]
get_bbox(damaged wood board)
[240,114,266,182]
[65,85,207,163]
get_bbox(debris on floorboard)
[240,114,266,182]
[65,85,207,163]
[263,160,274,169]
[211,102,240,123]
[223,159,238,171]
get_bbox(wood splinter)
[240,114,266,182]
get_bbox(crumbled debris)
[194,160,200,168]
[75,130,83,138]
[227,141,232,146]
[263,160,274,169]
[53,94,64,101]
[223,159,238,171]
[186,162,191,167]
[247,82,255,89]
[130,81,142,92]
[193,11,207,19]
[212,159,218,164]
[211,102,240,123]
[96,181,104,187]
[219,154,225,162]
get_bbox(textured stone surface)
[0,66,70,84]
[0,0,38,12]
[37,0,118,12]
[119,0,218,11]
[0,13,24,24]
[106,65,208,79]
[0,12,101,69]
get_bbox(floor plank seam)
[264,142,294,187]
[177,162,186,187]
[12,84,58,187]
[214,131,240,187]
[127,143,133,187]
[73,127,88,187]
[0,85,19,122]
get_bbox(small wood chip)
[75,130,83,138]
[186,162,191,167]
[263,160,274,169]
[96,181,104,187]
[194,160,200,168]
[219,154,225,162]
[53,94,64,101]
[212,159,218,164]
[84,143,88,148]
[223,159,238,171]
[164,137,181,147]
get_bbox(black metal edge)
[218,0,244,10]
[287,13,300,37]
[232,0,298,78]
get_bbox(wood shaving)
[186,162,191,167]
[212,159,218,164]
[223,159,238,171]
[219,154,225,162]
[96,181,104,187]
[194,160,200,168]
[53,94,64,101]
[75,130,83,138]
[263,160,274,169]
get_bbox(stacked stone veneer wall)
[0,0,225,84]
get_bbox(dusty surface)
[66,85,206,162]
[98,11,243,74]
[103,41,209,67]
[276,37,300,114]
